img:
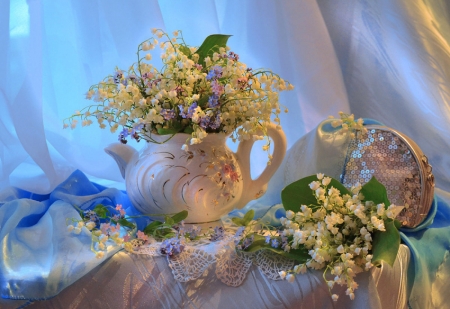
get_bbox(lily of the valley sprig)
[233,174,403,301]
[67,204,227,258]
[64,29,294,163]
[328,112,368,138]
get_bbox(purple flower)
[265,235,271,244]
[161,109,176,120]
[179,102,198,119]
[118,128,129,144]
[159,237,185,256]
[210,80,224,96]
[208,94,220,108]
[199,115,211,129]
[206,65,223,81]
[243,235,254,249]
[209,113,221,130]
[180,225,202,240]
[113,70,123,84]
[237,235,255,250]
[235,226,245,238]
[120,127,129,138]
[130,123,144,142]
[210,226,225,242]
[228,51,239,61]
[83,210,100,227]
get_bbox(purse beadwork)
[341,125,435,228]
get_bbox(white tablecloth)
[0,245,410,309]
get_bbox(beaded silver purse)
[341,125,435,228]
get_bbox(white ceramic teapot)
[105,124,286,223]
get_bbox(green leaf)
[157,120,182,135]
[242,209,255,226]
[154,225,173,238]
[183,126,194,134]
[178,45,191,57]
[360,176,390,207]
[93,204,108,218]
[371,219,400,267]
[143,220,163,235]
[171,210,188,224]
[117,218,136,229]
[232,217,244,226]
[165,216,175,226]
[281,175,351,213]
[197,95,209,108]
[156,128,177,135]
[162,232,177,239]
[231,209,255,227]
[243,234,270,252]
[279,247,310,263]
[194,34,232,66]
[244,234,309,263]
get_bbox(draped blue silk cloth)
[0,170,149,300]
[400,194,450,309]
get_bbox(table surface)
[0,245,410,309]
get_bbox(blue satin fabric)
[0,170,149,300]
[400,196,450,309]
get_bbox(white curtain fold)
[2,0,350,193]
[1,0,449,193]
[318,0,450,190]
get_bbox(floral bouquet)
[64,29,293,155]
[234,172,403,301]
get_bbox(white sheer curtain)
[2,0,449,194]
[1,0,348,194]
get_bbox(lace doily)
[132,227,297,287]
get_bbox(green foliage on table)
[93,204,108,218]
[360,177,400,267]
[244,234,310,262]
[282,175,351,213]
[232,209,255,226]
[143,210,188,240]
[280,175,401,267]
[371,219,400,267]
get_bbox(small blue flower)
[208,94,220,108]
[181,225,202,240]
[209,113,221,130]
[206,71,215,81]
[265,235,271,244]
[113,70,123,84]
[120,127,129,137]
[206,65,223,81]
[179,102,198,119]
[118,128,129,144]
[199,115,211,129]
[161,109,176,120]
[235,226,245,238]
[210,226,225,242]
[271,238,280,248]
[160,237,185,256]
[241,235,255,250]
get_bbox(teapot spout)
[104,143,138,179]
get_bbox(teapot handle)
[234,123,287,209]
